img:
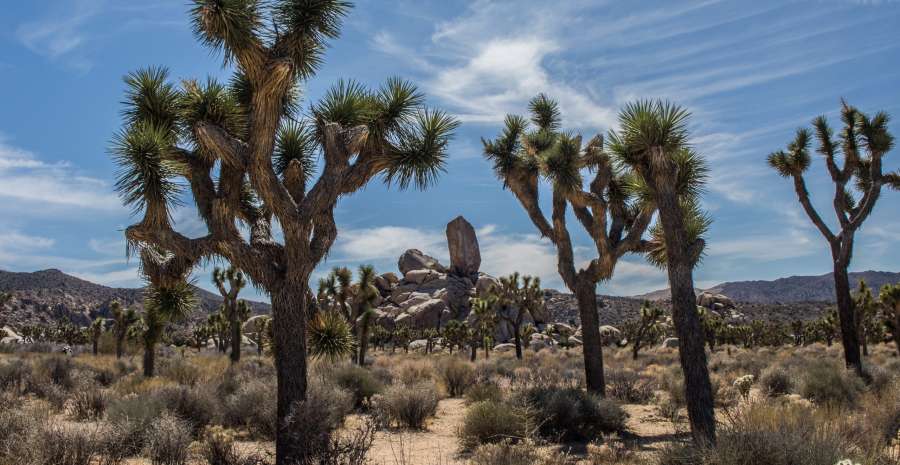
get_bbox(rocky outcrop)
[397,250,446,275]
[446,216,481,277]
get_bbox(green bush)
[459,401,530,449]
[436,358,475,397]
[375,382,439,429]
[799,362,864,407]
[517,385,627,441]
[222,379,276,440]
[759,366,794,397]
[158,358,201,386]
[155,385,217,435]
[107,394,167,456]
[331,364,383,408]
[284,381,356,461]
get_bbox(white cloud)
[0,137,121,213]
[15,0,102,71]
[707,228,817,261]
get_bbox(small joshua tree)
[354,265,379,365]
[213,266,249,363]
[110,3,456,461]
[470,295,499,359]
[442,319,467,355]
[852,280,878,356]
[494,272,543,360]
[767,102,898,375]
[880,283,900,356]
[482,94,655,394]
[110,300,138,359]
[630,301,663,360]
[141,278,198,377]
[89,317,105,356]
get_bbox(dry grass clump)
[606,368,655,404]
[144,413,192,465]
[375,381,440,429]
[798,361,865,407]
[71,388,109,420]
[469,440,568,465]
[221,378,277,439]
[459,400,531,449]
[435,357,475,397]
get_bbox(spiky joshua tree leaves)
[213,266,249,363]
[141,277,198,377]
[606,100,715,445]
[767,102,898,376]
[482,94,656,395]
[109,3,457,462]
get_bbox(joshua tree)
[207,311,229,353]
[110,300,138,359]
[482,95,655,394]
[767,102,898,375]
[470,295,499,359]
[110,4,456,460]
[442,319,467,355]
[880,283,900,356]
[141,279,197,377]
[192,325,209,352]
[819,310,839,346]
[354,265,379,365]
[630,302,663,360]
[697,307,723,352]
[494,273,543,360]
[89,318,105,356]
[213,266,249,363]
[319,267,353,319]
[853,280,878,356]
[606,100,715,445]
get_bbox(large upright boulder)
[398,249,446,275]
[446,216,481,277]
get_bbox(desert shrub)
[92,367,118,387]
[708,403,849,465]
[34,355,75,389]
[732,374,754,401]
[607,369,654,404]
[283,383,362,463]
[156,385,217,434]
[466,382,503,404]
[200,426,241,465]
[759,366,794,397]
[144,413,192,465]
[517,385,627,440]
[469,440,567,465]
[29,381,68,410]
[459,401,530,449]
[0,407,38,463]
[435,357,475,397]
[0,359,31,393]
[656,367,686,407]
[395,360,434,386]
[655,443,702,465]
[655,394,682,426]
[375,382,440,429]
[107,393,167,455]
[862,364,894,396]
[799,361,864,407]
[331,364,383,408]
[222,379,277,439]
[71,388,109,420]
[35,423,101,465]
[158,358,201,386]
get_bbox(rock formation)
[446,216,481,278]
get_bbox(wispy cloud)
[0,136,121,214]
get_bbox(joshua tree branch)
[551,188,578,290]
[508,176,555,240]
[195,122,249,168]
[791,174,836,243]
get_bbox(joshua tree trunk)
[230,312,242,363]
[654,182,716,446]
[272,285,309,465]
[357,323,370,365]
[833,261,863,374]
[470,343,477,362]
[513,329,523,360]
[143,341,156,377]
[92,339,99,356]
[575,276,606,395]
[115,333,125,359]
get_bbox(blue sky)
[0,0,898,301]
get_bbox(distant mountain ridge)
[0,269,270,327]
[633,270,900,303]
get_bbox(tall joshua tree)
[90,318,105,356]
[767,102,898,375]
[110,300,137,359]
[880,283,900,356]
[109,3,456,462]
[607,100,715,445]
[213,266,248,363]
[494,272,543,360]
[482,94,655,394]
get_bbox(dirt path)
[365,398,468,465]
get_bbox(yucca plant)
[212,266,249,363]
[482,94,656,394]
[606,100,715,445]
[109,2,456,461]
[308,310,356,363]
[141,277,198,377]
[767,102,898,375]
